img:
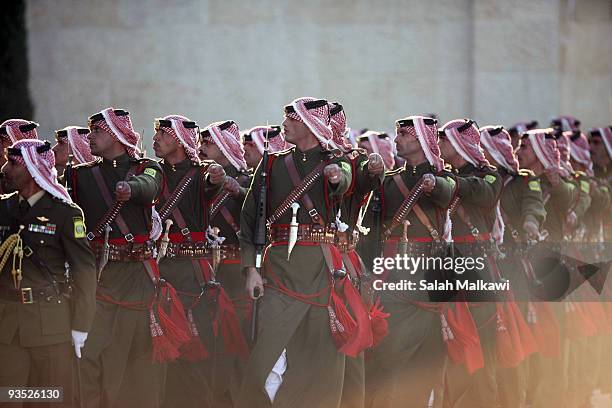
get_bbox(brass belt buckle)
[21,288,34,304]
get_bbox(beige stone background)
[26,0,612,149]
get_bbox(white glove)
[71,330,88,358]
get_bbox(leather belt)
[164,241,241,261]
[268,224,359,252]
[165,240,209,259]
[0,283,71,304]
[90,240,155,262]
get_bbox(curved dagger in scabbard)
[398,220,410,256]
[287,202,300,260]
[98,224,112,282]
[156,219,173,263]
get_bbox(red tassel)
[565,302,596,340]
[325,245,372,357]
[369,299,390,348]
[605,302,612,330]
[216,287,250,360]
[508,301,538,357]
[496,303,523,369]
[150,308,181,363]
[158,284,191,350]
[528,302,560,359]
[586,301,610,334]
[180,309,209,362]
[338,278,373,357]
[329,288,357,350]
[445,302,484,374]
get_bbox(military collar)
[102,153,131,168]
[162,158,191,172]
[19,190,45,207]
[403,161,433,176]
[294,144,324,163]
[12,191,53,216]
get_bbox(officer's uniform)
[0,190,96,407]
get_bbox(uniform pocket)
[39,301,71,336]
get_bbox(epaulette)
[0,191,18,201]
[350,147,367,156]
[328,148,344,158]
[198,159,216,167]
[133,158,162,170]
[49,194,79,208]
[271,147,294,156]
[484,164,498,172]
[385,167,404,177]
[73,157,102,169]
[238,168,253,178]
[574,170,587,178]
[474,165,497,176]
[130,157,155,164]
[518,168,535,178]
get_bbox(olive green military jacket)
[210,165,252,246]
[240,145,351,270]
[156,159,220,297]
[341,149,384,230]
[157,159,219,235]
[69,153,162,301]
[0,192,97,347]
[540,175,578,242]
[450,163,503,236]
[497,167,546,241]
[364,162,454,240]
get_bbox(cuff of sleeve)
[240,247,256,269]
[127,180,142,199]
[71,319,92,334]
[522,214,539,228]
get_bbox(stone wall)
[26,0,612,145]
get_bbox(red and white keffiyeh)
[361,131,395,170]
[443,119,502,242]
[157,115,200,163]
[567,131,593,176]
[441,119,490,167]
[511,120,538,134]
[329,102,353,153]
[1,119,39,142]
[246,126,287,154]
[479,126,519,174]
[286,97,336,150]
[92,108,141,158]
[523,129,562,174]
[556,132,575,176]
[57,126,94,164]
[8,139,72,203]
[203,121,247,171]
[552,115,580,132]
[592,126,612,160]
[398,116,445,172]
